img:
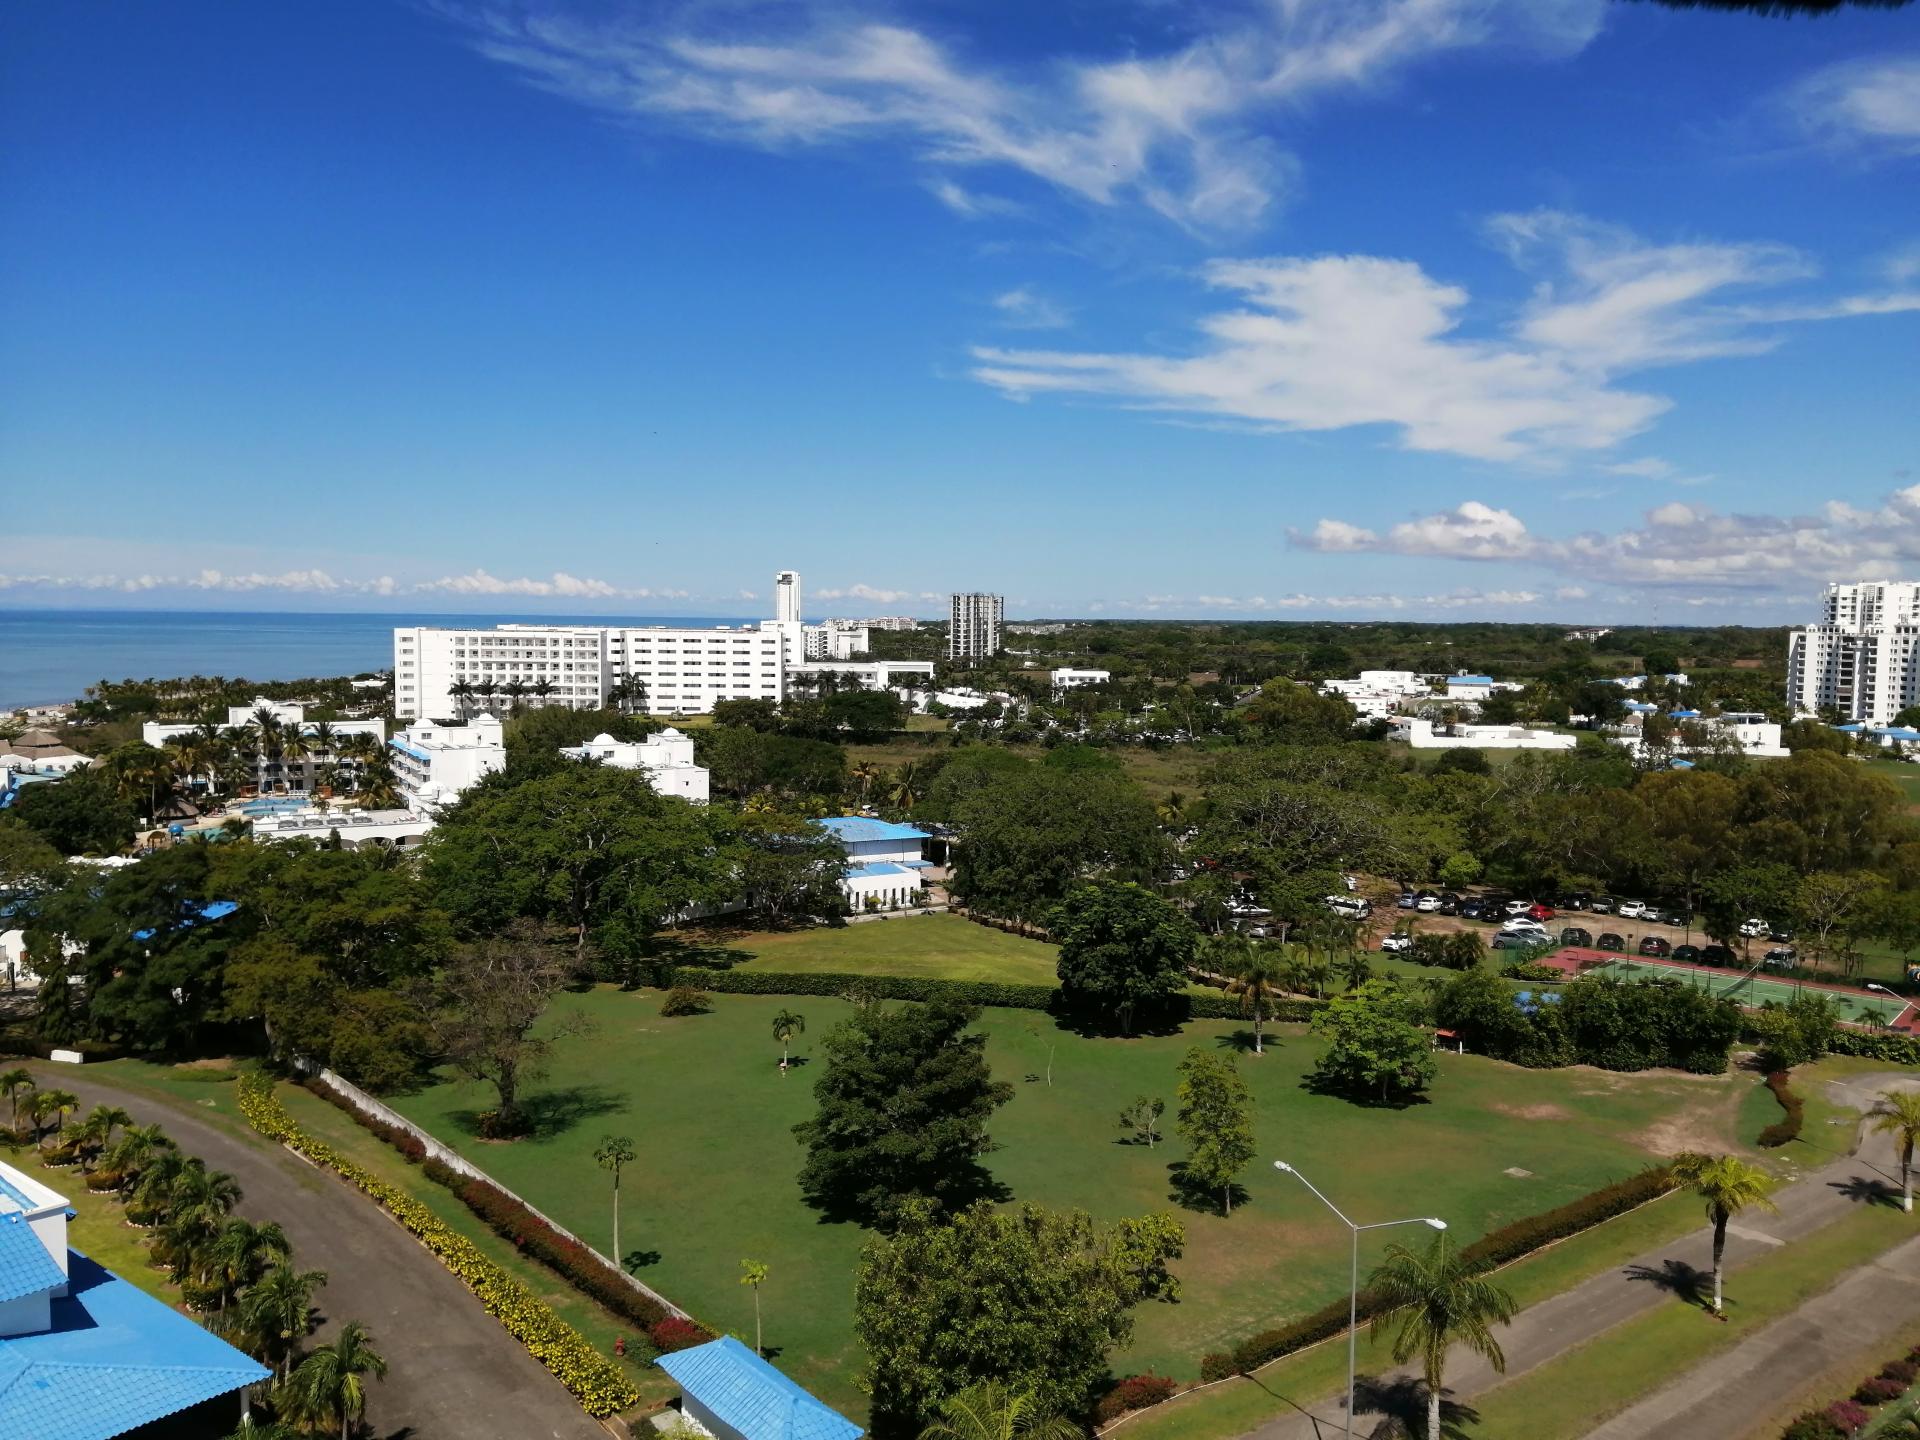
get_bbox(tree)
[105,1122,173,1184]
[795,1002,1013,1228]
[740,1259,769,1355]
[1308,982,1439,1106]
[1175,1048,1255,1215]
[1118,1096,1165,1149]
[771,1008,806,1068]
[856,1198,1182,1432]
[32,1088,77,1149]
[594,1134,637,1266]
[0,1068,35,1135]
[235,1264,328,1380]
[202,1217,291,1312]
[1872,1092,1920,1214]
[420,919,589,1137]
[917,1381,1083,1440]
[8,764,138,855]
[1670,1153,1779,1315]
[1368,1233,1517,1440]
[1226,945,1288,1055]
[285,1318,388,1440]
[1052,881,1196,1033]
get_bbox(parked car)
[1701,944,1735,966]
[1380,932,1413,954]
[1504,899,1534,917]
[1616,899,1648,920]
[1639,936,1672,958]
[1590,896,1616,914]
[1325,895,1369,920]
[1560,892,1591,911]
[1673,945,1702,964]
[1500,921,1551,943]
[1416,892,1442,913]
[1596,932,1626,952]
[1492,932,1541,950]
[1764,946,1798,969]
[1560,926,1593,947]
[1739,917,1768,938]
[1397,891,1418,909]
[1438,892,1462,915]
[1638,907,1667,927]
[1459,897,1491,921]
[1527,902,1556,922]
[1769,925,1796,943]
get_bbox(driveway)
[27,1064,609,1440]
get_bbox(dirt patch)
[1635,1082,1753,1158]
[1492,1102,1572,1122]
[172,1057,234,1072]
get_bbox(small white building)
[1606,674,1690,692]
[1397,718,1577,751]
[928,688,997,712]
[0,730,92,778]
[249,807,433,851]
[788,660,935,694]
[558,728,709,802]
[1444,674,1496,702]
[1321,671,1430,721]
[389,715,506,813]
[813,816,933,912]
[1051,668,1111,691]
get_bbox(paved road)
[28,1064,608,1440]
[1242,1074,1920,1440]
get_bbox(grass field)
[714,912,1060,984]
[387,988,1752,1419]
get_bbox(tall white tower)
[774,571,802,624]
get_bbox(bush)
[659,985,711,1017]
[650,1316,713,1354]
[1882,1358,1919,1386]
[1500,961,1562,982]
[1854,1376,1904,1405]
[1782,1415,1845,1440]
[1825,1399,1872,1432]
[1828,1028,1920,1066]
[1758,1071,1805,1149]
[1199,1352,1236,1384]
[1093,1375,1177,1425]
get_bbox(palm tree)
[502,680,530,714]
[739,1259,769,1355]
[771,1009,806,1068]
[1227,947,1286,1056]
[1368,1233,1518,1440]
[106,1122,174,1186]
[281,727,312,793]
[851,761,880,803]
[593,1135,636,1265]
[284,1318,388,1440]
[32,1088,78,1150]
[71,1103,132,1172]
[1872,1090,1920,1213]
[885,761,923,811]
[234,1264,329,1380]
[1338,950,1375,991]
[203,1217,292,1312]
[221,1418,300,1440]
[448,679,477,720]
[1670,1152,1779,1315]
[1156,789,1189,826]
[128,1148,191,1226]
[917,1380,1082,1440]
[0,1068,35,1136]
[157,1161,243,1276]
[531,678,556,707]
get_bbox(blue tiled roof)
[657,1336,862,1440]
[0,1221,64,1304]
[1669,709,1701,719]
[0,1250,269,1440]
[131,899,238,944]
[1450,675,1493,685]
[813,817,929,845]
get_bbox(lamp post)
[1274,1161,1446,1440]
[1868,982,1901,1027]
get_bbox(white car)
[1381,932,1413,953]
[1416,894,1442,913]
[1616,900,1648,920]
[1504,899,1533,916]
[1324,895,1369,920]
[1739,917,1769,938]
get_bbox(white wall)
[1399,718,1576,751]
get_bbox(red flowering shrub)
[1093,1375,1177,1425]
[1853,1376,1904,1405]
[650,1317,713,1354]
[1883,1359,1919,1386]
[1825,1399,1872,1432]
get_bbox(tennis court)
[1579,954,1911,1027]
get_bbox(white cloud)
[973,210,1920,464]
[0,565,692,602]
[447,0,1604,230]
[992,286,1071,330]
[1100,587,1546,615]
[414,569,621,598]
[928,179,1022,220]
[1598,458,1675,479]
[812,582,941,605]
[1786,54,1920,157]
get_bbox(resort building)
[1321,670,1431,720]
[948,592,1004,660]
[788,660,936,697]
[814,816,934,912]
[559,727,710,802]
[248,807,434,851]
[1443,674,1496,702]
[0,729,91,778]
[389,715,507,813]
[846,615,918,631]
[803,621,871,661]
[656,1336,862,1440]
[1787,580,1920,726]
[1393,718,1577,751]
[0,1160,270,1435]
[140,700,386,795]
[1051,668,1111,691]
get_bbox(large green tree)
[856,1198,1182,1435]
[6,766,137,856]
[1051,881,1196,1033]
[1307,981,1438,1105]
[1174,1048,1255,1215]
[795,1001,1013,1228]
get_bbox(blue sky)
[2,0,1916,622]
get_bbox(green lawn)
[711,912,1061,985]
[3,1143,172,1302]
[386,988,1752,1420]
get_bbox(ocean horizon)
[0,609,759,710]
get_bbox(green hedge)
[1828,1029,1920,1066]
[665,967,1325,1023]
[1200,1165,1677,1381]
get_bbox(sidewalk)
[1242,1074,1919,1440]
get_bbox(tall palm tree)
[771,1009,806,1067]
[531,678,556,707]
[917,1381,1082,1440]
[1337,950,1375,991]
[285,1318,387,1440]
[71,1104,133,1173]
[128,1148,191,1227]
[739,1259,769,1355]
[448,679,476,720]
[502,680,529,714]
[157,1161,244,1275]
[234,1264,329,1380]
[0,1068,35,1136]
[593,1135,636,1265]
[851,761,880,803]
[281,727,312,793]
[203,1217,292,1312]
[885,761,923,811]
[1872,1090,1920,1213]
[1368,1233,1518,1440]
[1670,1152,1779,1315]
[1226,946,1286,1056]
[106,1122,174,1186]
[32,1088,78,1150]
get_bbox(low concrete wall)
[303,1064,688,1321]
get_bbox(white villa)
[389,714,507,814]
[0,730,91,778]
[1051,668,1111,691]
[1394,717,1577,751]
[813,816,934,911]
[559,728,710,802]
[247,807,434,851]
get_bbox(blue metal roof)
[0,1221,65,1305]
[0,1250,269,1440]
[813,817,929,845]
[132,899,238,944]
[1669,709,1701,719]
[656,1337,862,1440]
[1449,675,1493,685]
[1875,727,1920,741]
[1834,723,1865,733]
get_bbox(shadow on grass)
[636,933,751,974]
[447,1085,628,1141]
[1167,1160,1250,1217]
[799,1162,1012,1227]
[1297,1074,1432,1111]
[1624,1257,1712,1309]
[1352,1375,1480,1440]
[1831,1173,1905,1209]
[623,1248,662,1271]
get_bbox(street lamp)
[1274,1161,1446,1440]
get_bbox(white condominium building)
[1787,581,1920,725]
[558,727,710,803]
[949,592,1004,660]
[389,715,507,812]
[1051,668,1111,691]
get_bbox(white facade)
[789,660,935,694]
[803,621,870,660]
[0,1160,70,1339]
[848,615,918,631]
[1444,674,1495,701]
[1322,670,1429,720]
[141,701,385,794]
[1396,718,1576,751]
[390,715,506,812]
[1787,581,1920,726]
[558,728,709,802]
[1051,668,1111,691]
[250,807,433,850]
[948,592,1004,660]
[1703,712,1788,757]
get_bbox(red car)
[1527,902,1556,922]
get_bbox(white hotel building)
[394,571,875,721]
[1787,581,1920,726]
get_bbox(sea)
[0,609,750,710]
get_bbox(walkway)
[27,1064,608,1440]
[1242,1074,1919,1440]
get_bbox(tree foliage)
[1051,881,1196,1033]
[1307,980,1438,1105]
[1174,1048,1255,1215]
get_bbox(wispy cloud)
[1095,587,1549,615]
[992,286,1071,330]
[0,567,691,601]
[442,0,1605,231]
[971,209,1920,464]
[1783,53,1920,158]
[812,582,941,604]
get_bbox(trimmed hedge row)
[1093,1375,1177,1426]
[1783,1344,1920,1438]
[668,967,1326,1023]
[1200,1165,1677,1381]
[1828,1028,1920,1066]
[1758,1071,1805,1149]
[237,1075,640,1417]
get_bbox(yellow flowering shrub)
[238,1074,640,1417]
